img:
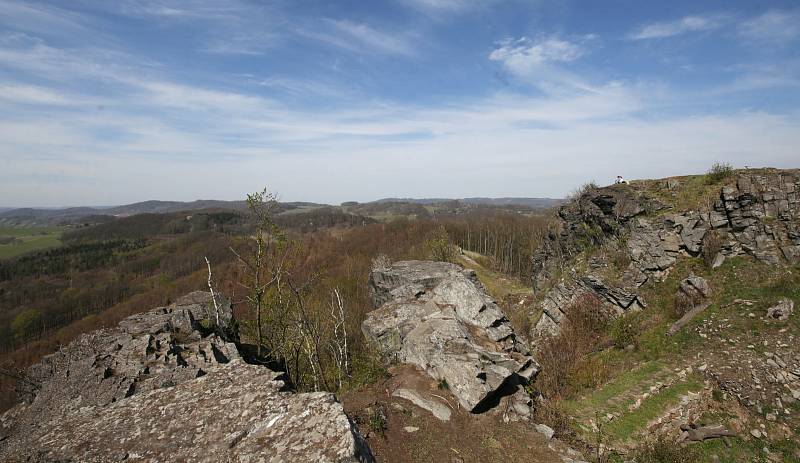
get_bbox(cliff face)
[530,169,800,339]
[0,292,374,463]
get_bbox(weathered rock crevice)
[363,260,539,421]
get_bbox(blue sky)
[1,0,799,206]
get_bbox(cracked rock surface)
[530,170,800,340]
[363,261,538,418]
[0,292,374,463]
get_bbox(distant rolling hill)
[0,200,326,226]
[370,197,563,208]
[0,196,563,226]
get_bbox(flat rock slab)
[15,360,373,463]
[392,388,452,422]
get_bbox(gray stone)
[766,298,794,321]
[9,361,374,463]
[535,423,555,440]
[392,388,452,422]
[715,170,800,265]
[1,292,374,463]
[679,274,712,300]
[580,274,646,311]
[364,261,538,417]
[712,252,726,269]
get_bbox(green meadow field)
[0,227,63,259]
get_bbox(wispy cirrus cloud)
[489,35,599,93]
[629,15,720,40]
[739,9,800,43]
[0,82,83,105]
[400,0,496,14]
[298,19,416,56]
[0,0,92,38]
[490,36,584,68]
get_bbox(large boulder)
[678,274,712,301]
[766,298,794,322]
[363,261,539,417]
[1,292,374,463]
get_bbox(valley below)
[1,168,799,462]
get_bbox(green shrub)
[631,435,698,462]
[610,313,642,349]
[347,349,389,389]
[706,162,734,184]
[570,181,599,200]
[701,229,724,268]
[366,406,388,436]
[11,308,42,341]
[424,225,455,262]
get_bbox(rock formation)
[0,292,374,463]
[363,261,539,420]
[718,172,800,265]
[531,170,800,339]
[766,298,794,322]
[667,274,712,336]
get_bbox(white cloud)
[0,0,92,38]
[401,0,490,13]
[0,83,79,105]
[255,76,348,98]
[629,15,718,40]
[300,19,415,56]
[489,36,594,92]
[739,9,800,43]
[490,37,583,67]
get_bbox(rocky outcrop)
[363,261,538,419]
[717,171,800,265]
[1,292,374,463]
[532,185,668,290]
[16,291,240,409]
[766,298,794,322]
[530,170,800,339]
[533,275,645,338]
[5,361,372,463]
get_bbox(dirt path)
[340,365,564,463]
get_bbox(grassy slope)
[561,256,799,461]
[0,226,63,259]
[525,171,800,461]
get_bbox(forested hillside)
[0,202,550,411]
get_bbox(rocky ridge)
[531,170,800,339]
[0,292,374,463]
